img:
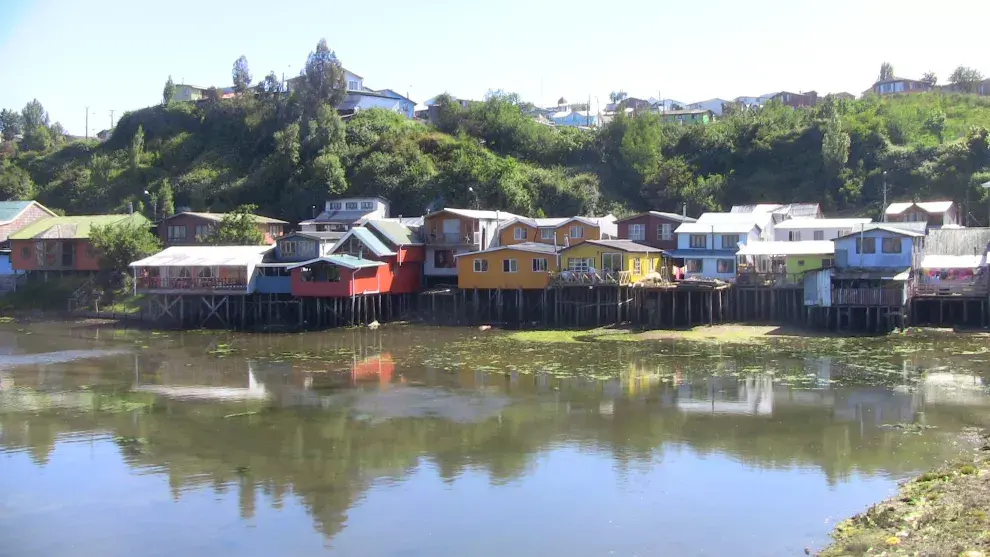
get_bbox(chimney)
[682,203,687,217]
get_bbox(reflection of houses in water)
[350,353,395,386]
[922,372,987,406]
[675,375,774,415]
[134,358,272,402]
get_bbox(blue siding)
[0,254,13,275]
[255,276,292,294]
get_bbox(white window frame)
[532,258,548,272]
[513,227,527,241]
[567,258,592,272]
[503,258,518,273]
[721,234,739,249]
[569,226,584,238]
[361,201,374,210]
[628,223,645,241]
[345,202,358,210]
[282,240,297,256]
[473,259,489,272]
[633,258,642,274]
[813,230,825,241]
[689,234,706,248]
[788,230,802,242]
[686,259,703,273]
[659,223,673,241]
[601,252,623,272]
[540,228,555,240]
[168,225,187,240]
[329,202,342,210]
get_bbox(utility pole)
[882,171,888,222]
[85,106,89,140]
[109,109,115,129]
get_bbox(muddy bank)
[820,430,990,556]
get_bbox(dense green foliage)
[2,47,990,224]
[199,204,265,245]
[90,221,162,286]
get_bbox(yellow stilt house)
[456,243,561,290]
[555,240,665,286]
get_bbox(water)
[1,322,989,557]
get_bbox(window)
[532,258,548,272]
[569,226,584,238]
[628,224,645,241]
[721,235,739,249]
[167,225,187,241]
[361,201,374,210]
[813,230,825,241]
[788,230,802,242]
[194,224,212,239]
[540,228,555,240]
[434,249,456,268]
[329,202,342,210]
[633,258,642,274]
[503,259,518,273]
[345,202,358,210]
[796,259,806,267]
[686,259,703,273]
[601,253,623,272]
[473,259,489,272]
[301,263,341,283]
[822,257,835,268]
[882,237,902,254]
[269,225,281,238]
[514,227,527,240]
[717,259,734,274]
[568,258,592,272]
[689,234,707,248]
[196,266,214,279]
[347,80,360,90]
[856,237,876,254]
[281,240,297,257]
[658,223,673,240]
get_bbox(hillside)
[2,90,990,224]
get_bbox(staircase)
[67,277,98,313]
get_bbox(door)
[601,253,623,272]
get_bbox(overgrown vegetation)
[1,42,989,223]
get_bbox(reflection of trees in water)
[3,328,990,542]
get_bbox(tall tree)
[300,39,346,110]
[21,99,48,130]
[256,71,284,102]
[130,125,145,169]
[949,66,985,93]
[49,122,66,146]
[158,178,175,217]
[921,72,938,88]
[0,160,34,200]
[90,221,161,288]
[878,62,894,81]
[199,205,265,245]
[163,75,176,105]
[609,91,628,104]
[232,55,252,94]
[0,109,23,141]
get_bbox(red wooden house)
[288,219,424,297]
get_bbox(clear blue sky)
[1,0,987,136]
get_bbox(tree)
[158,178,175,217]
[609,91,628,104]
[232,55,252,94]
[879,62,894,81]
[130,125,145,169]
[822,114,850,170]
[21,99,48,130]
[0,109,23,141]
[21,125,52,152]
[204,86,222,102]
[924,109,946,143]
[300,39,346,109]
[557,97,567,106]
[921,72,938,88]
[256,71,284,102]
[163,75,176,105]
[432,93,464,134]
[949,66,985,94]
[49,122,66,146]
[199,205,265,245]
[90,221,161,287]
[0,160,34,200]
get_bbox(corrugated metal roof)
[736,241,834,256]
[920,228,990,256]
[575,239,662,253]
[10,214,149,240]
[172,211,288,224]
[365,219,421,246]
[676,221,760,234]
[455,242,561,257]
[0,201,35,223]
[426,208,521,220]
[130,245,272,267]
[775,218,872,230]
[836,223,926,238]
[286,255,385,271]
[885,201,954,215]
[616,211,697,224]
[335,227,396,257]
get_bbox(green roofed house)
[9,214,150,273]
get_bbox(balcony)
[735,271,805,288]
[137,276,248,293]
[550,270,632,287]
[425,231,480,246]
[833,287,903,307]
[910,279,988,298]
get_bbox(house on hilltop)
[867,76,932,96]
[884,201,959,229]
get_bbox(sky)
[1,0,988,136]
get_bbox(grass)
[97,293,146,315]
[820,450,990,556]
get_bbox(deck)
[910,281,987,298]
[136,277,249,294]
[833,287,903,307]
[550,270,632,287]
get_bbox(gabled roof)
[675,220,760,234]
[364,219,421,246]
[455,242,562,257]
[332,227,396,257]
[280,231,339,241]
[129,245,272,267]
[425,208,521,220]
[0,201,55,224]
[166,211,288,225]
[774,218,873,230]
[567,239,662,253]
[835,224,925,239]
[885,201,954,215]
[500,215,614,229]
[873,76,925,85]
[286,254,385,271]
[736,240,835,256]
[615,211,697,224]
[10,214,149,240]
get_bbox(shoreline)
[819,432,990,556]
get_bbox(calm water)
[1,322,989,557]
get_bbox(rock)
[478,325,492,331]
[368,320,380,330]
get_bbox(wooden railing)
[735,271,805,287]
[137,277,247,291]
[833,287,903,307]
[910,280,988,297]
[424,231,480,246]
[550,270,632,286]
